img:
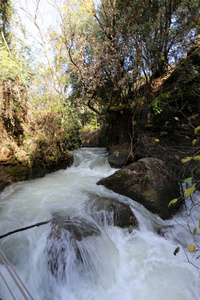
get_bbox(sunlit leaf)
[184,186,195,197]
[174,117,179,121]
[193,156,200,161]
[187,245,196,253]
[181,157,192,163]
[155,138,159,142]
[168,198,178,208]
[194,126,200,134]
[183,177,193,183]
[165,27,170,34]
[192,139,197,146]
[194,228,197,234]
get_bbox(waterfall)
[0,148,200,300]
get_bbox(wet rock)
[51,212,101,241]
[46,213,101,278]
[97,157,183,220]
[87,193,138,228]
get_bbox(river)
[0,148,200,300]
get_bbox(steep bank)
[0,78,74,192]
[0,43,84,192]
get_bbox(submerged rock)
[46,212,119,288]
[51,212,100,241]
[87,193,138,228]
[97,157,183,220]
[46,212,101,278]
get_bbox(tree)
[57,0,139,116]
[116,0,200,79]
[57,0,200,121]
[12,0,200,147]
[0,0,13,46]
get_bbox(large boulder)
[86,193,138,228]
[97,157,183,219]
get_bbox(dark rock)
[108,151,135,168]
[97,157,183,220]
[108,152,128,168]
[108,143,136,168]
[87,193,138,228]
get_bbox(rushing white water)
[0,147,200,300]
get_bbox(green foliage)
[183,177,193,183]
[0,46,30,84]
[57,0,138,115]
[0,0,13,44]
[139,173,152,182]
[116,0,200,76]
[28,108,80,165]
[80,121,100,134]
[55,0,200,121]
[151,93,169,115]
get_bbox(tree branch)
[0,220,51,240]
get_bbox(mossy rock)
[97,157,183,219]
[0,152,74,192]
[8,162,30,177]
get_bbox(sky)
[14,0,60,31]
[13,0,62,63]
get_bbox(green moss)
[109,104,128,112]
[8,163,30,177]
[151,92,170,115]
[177,91,184,100]
[143,188,156,198]
[115,171,130,183]
[139,173,152,182]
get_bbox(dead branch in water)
[0,220,52,240]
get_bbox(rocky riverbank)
[0,148,73,192]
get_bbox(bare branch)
[0,220,51,240]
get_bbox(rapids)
[0,147,200,300]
